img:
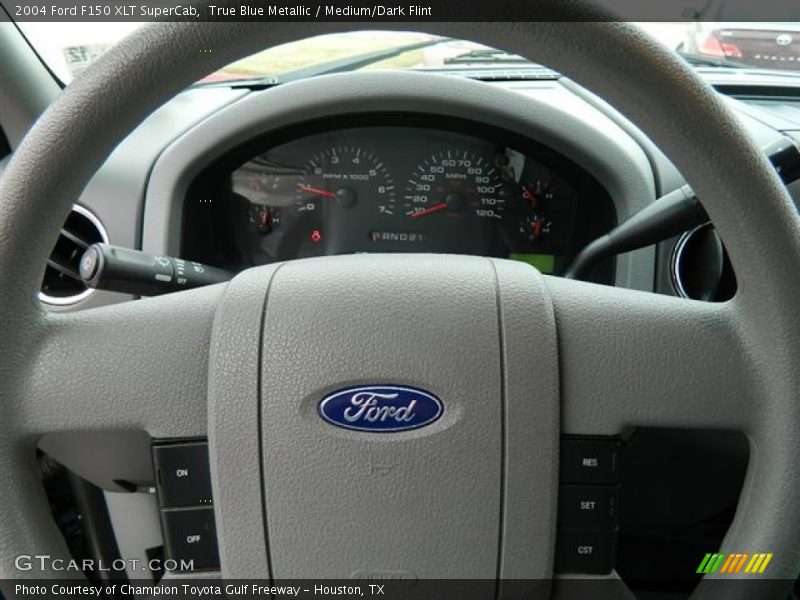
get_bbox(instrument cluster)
[184,119,616,278]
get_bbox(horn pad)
[208,255,559,590]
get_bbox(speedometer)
[401,150,507,220]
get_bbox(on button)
[153,441,213,508]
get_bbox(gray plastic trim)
[103,490,163,581]
[207,265,280,578]
[0,21,61,148]
[38,430,152,492]
[492,258,559,586]
[143,73,656,291]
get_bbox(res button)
[560,437,620,484]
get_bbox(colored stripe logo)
[696,552,773,574]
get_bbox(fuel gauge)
[519,213,552,243]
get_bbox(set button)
[558,484,619,530]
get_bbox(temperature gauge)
[521,180,554,209]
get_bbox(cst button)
[555,530,616,574]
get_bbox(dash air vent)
[40,205,108,305]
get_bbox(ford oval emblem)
[319,385,443,433]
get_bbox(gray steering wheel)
[1,11,799,599]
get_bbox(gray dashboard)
[28,69,795,312]
[144,72,658,293]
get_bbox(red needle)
[410,202,449,219]
[298,185,337,199]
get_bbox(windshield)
[15,23,800,85]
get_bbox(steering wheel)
[1,10,799,599]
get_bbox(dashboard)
[182,116,616,280]
[36,69,800,315]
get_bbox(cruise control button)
[152,441,213,508]
[161,508,220,571]
[555,530,616,574]
[558,485,619,530]
[560,438,620,484]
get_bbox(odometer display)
[402,150,507,221]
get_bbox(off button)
[160,507,220,571]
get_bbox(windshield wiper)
[229,37,452,89]
[678,51,749,69]
[444,48,531,65]
[677,51,800,79]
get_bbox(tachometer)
[401,150,507,220]
[296,145,395,214]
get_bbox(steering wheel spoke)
[0,285,223,578]
[20,284,223,437]
[546,276,753,433]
